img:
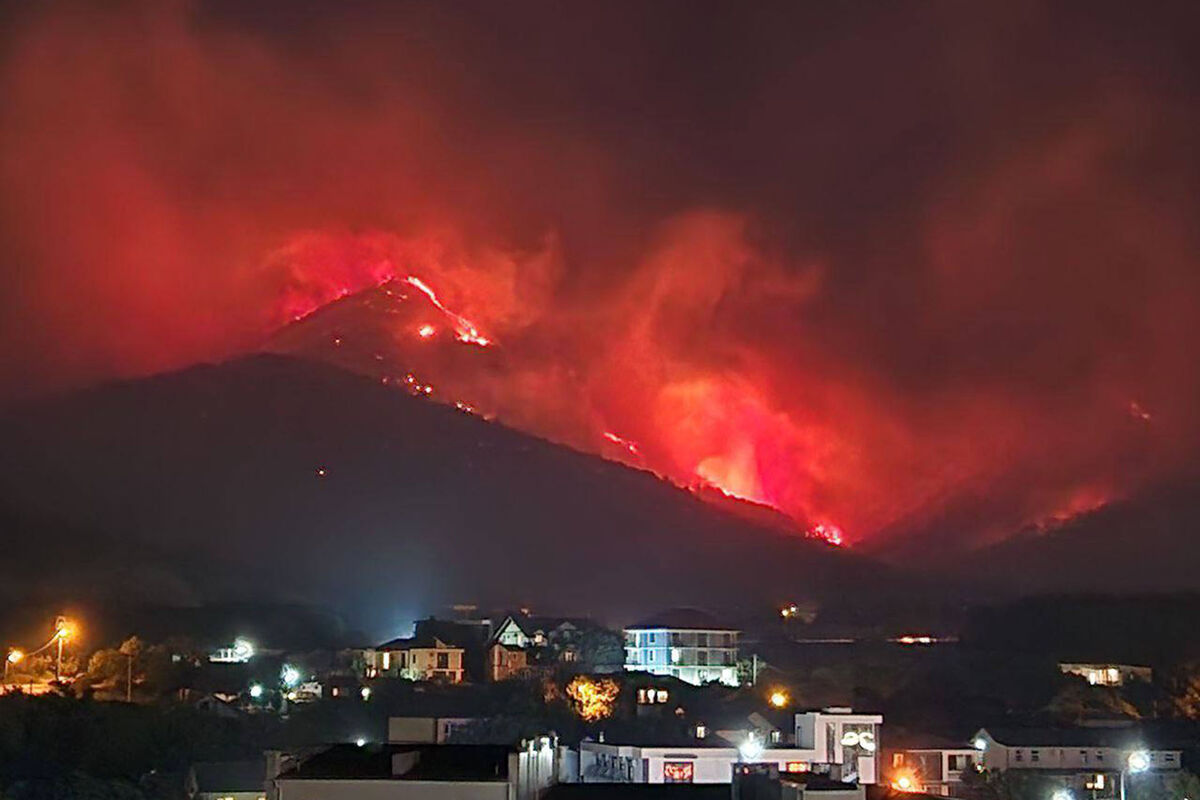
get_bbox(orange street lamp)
[53,616,76,682]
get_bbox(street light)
[53,616,75,682]
[739,733,765,762]
[1121,748,1152,800]
[769,690,789,708]
[4,649,23,682]
[249,683,264,700]
[281,665,301,688]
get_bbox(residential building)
[388,716,480,745]
[490,615,595,666]
[274,740,561,800]
[578,708,882,786]
[1058,663,1153,687]
[623,609,740,687]
[375,635,465,683]
[972,727,1182,798]
[187,759,267,800]
[889,744,980,796]
[489,643,528,682]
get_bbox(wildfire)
[806,523,845,547]
[402,276,492,347]
[565,675,619,722]
[603,430,640,456]
[1129,400,1152,422]
[417,324,436,339]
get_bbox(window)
[436,652,449,669]
[1030,750,1040,763]
[1096,752,1105,762]
[696,725,707,739]
[1165,753,1178,763]
[894,754,905,768]
[771,730,782,743]
[664,762,694,783]
[1015,751,1024,763]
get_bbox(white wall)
[277,779,510,800]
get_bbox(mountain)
[0,355,936,637]
[951,477,1200,595]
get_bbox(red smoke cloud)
[2,0,1198,549]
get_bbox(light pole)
[4,649,23,683]
[1121,749,1151,800]
[53,616,74,683]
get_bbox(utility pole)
[54,616,65,683]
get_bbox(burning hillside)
[4,1,1198,556]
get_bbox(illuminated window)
[655,689,668,703]
[696,725,707,739]
[771,730,782,743]
[381,651,391,671]
[786,762,809,773]
[664,762,694,783]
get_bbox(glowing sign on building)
[663,761,694,783]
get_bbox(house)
[489,642,529,681]
[1058,663,1153,687]
[490,615,595,663]
[972,727,1182,798]
[187,759,266,800]
[375,634,466,683]
[274,740,561,800]
[623,609,740,687]
[388,716,481,744]
[889,741,980,796]
[577,708,882,786]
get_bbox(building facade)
[580,709,883,786]
[1057,663,1153,687]
[972,727,1182,799]
[890,747,980,796]
[374,635,465,683]
[623,609,740,687]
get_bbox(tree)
[117,638,143,702]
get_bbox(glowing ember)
[1129,400,1152,422]
[402,276,492,347]
[603,430,640,456]
[565,675,619,722]
[806,523,845,547]
[417,324,436,339]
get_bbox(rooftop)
[626,609,737,632]
[277,743,512,781]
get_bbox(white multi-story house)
[580,708,882,785]
[972,727,1182,798]
[623,609,740,686]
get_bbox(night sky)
[2,0,1198,549]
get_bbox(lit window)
[381,651,391,671]
[696,725,707,739]
[655,689,668,703]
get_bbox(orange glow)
[402,276,492,347]
[603,430,640,456]
[892,771,917,792]
[565,675,619,722]
[417,324,436,338]
[769,690,789,708]
[807,523,845,547]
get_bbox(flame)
[806,523,845,547]
[402,276,493,347]
[603,430,640,457]
[417,324,436,339]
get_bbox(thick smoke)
[2,0,1198,547]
